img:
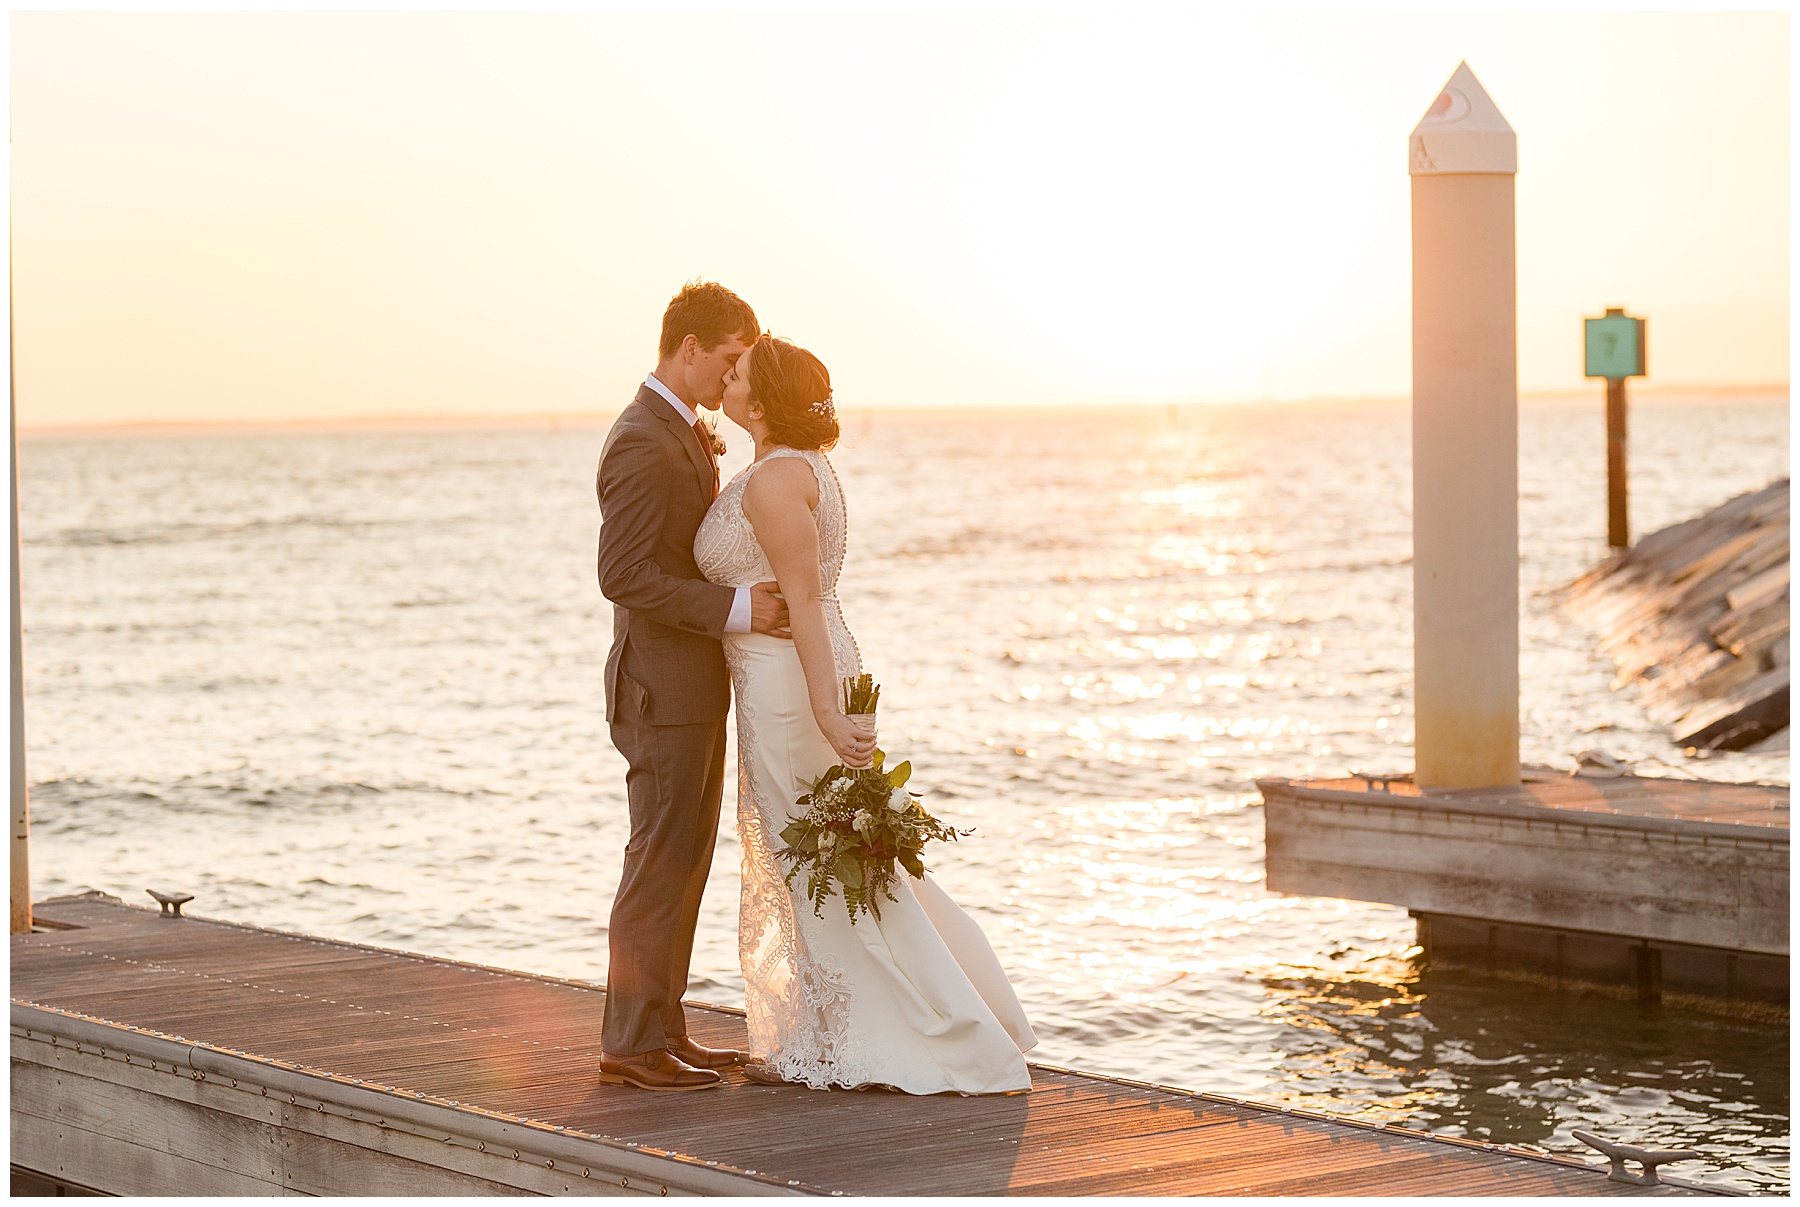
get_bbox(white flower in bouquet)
[819,831,838,855]
[852,809,873,834]
[887,786,908,812]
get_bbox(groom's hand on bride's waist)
[749,580,792,639]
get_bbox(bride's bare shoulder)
[743,453,821,510]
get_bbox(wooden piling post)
[9,435,26,935]
[1409,62,1521,790]
[1585,307,1647,550]
[10,214,28,935]
[1606,377,1628,548]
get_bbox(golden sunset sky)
[12,7,1790,426]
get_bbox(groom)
[595,281,789,1091]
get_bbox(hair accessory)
[810,391,836,419]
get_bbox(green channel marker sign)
[1585,310,1646,380]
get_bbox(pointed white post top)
[1410,61,1516,176]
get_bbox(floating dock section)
[11,895,1724,1196]
[1566,479,1788,751]
[1262,771,1787,1011]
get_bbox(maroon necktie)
[694,420,719,500]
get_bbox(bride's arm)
[743,458,877,770]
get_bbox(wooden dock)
[10,894,1724,1196]
[1262,770,1787,1009]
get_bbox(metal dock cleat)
[147,889,195,918]
[1571,1128,1701,1186]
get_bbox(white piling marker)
[1410,62,1521,790]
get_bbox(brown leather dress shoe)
[666,1034,749,1069]
[597,1048,723,1091]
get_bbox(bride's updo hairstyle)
[749,334,839,452]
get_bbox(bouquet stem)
[841,673,880,717]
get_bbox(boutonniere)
[699,416,727,456]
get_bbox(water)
[19,397,1788,1192]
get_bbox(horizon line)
[19,382,1790,437]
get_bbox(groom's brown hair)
[658,280,759,361]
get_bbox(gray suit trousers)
[601,679,728,1057]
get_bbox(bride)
[695,335,1036,1095]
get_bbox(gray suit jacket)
[597,385,734,726]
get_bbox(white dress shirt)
[644,374,752,635]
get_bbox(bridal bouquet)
[776,676,970,922]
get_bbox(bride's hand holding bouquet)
[817,711,876,770]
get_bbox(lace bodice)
[695,447,860,678]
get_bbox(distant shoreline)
[19,385,1789,439]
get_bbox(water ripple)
[20,400,1788,1191]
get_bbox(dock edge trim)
[11,1000,823,1197]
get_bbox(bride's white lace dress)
[695,447,1035,1094]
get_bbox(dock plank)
[1287,770,1787,830]
[13,897,1711,1196]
